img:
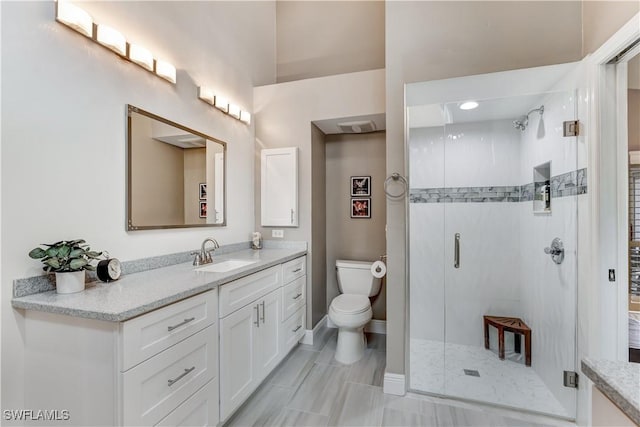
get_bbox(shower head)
[513,105,544,131]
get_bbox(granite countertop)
[12,247,306,322]
[581,358,640,425]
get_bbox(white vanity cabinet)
[22,290,219,427]
[261,147,298,227]
[218,267,283,421]
[19,251,308,427]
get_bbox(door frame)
[587,12,640,362]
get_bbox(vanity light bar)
[55,0,177,85]
[214,95,229,113]
[56,1,93,37]
[155,60,177,84]
[197,86,251,126]
[198,87,215,105]
[228,103,241,119]
[129,44,154,71]
[240,111,251,125]
[96,24,126,56]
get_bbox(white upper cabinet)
[261,147,298,226]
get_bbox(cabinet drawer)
[120,290,217,371]
[219,265,282,318]
[281,305,305,354]
[155,378,219,427]
[282,275,305,322]
[121,325,217,427]
[282,256,306,284]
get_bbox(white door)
[256,289,282,380]
[219,303,258,420]
[261,147,298,226]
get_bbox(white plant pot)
[55,271,85,294]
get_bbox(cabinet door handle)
[254,305,260,328]
[167,366,195,387]
[260,301,265,324]
[167,317,196,332]
[293,325,302,332]
[292,267,302,273]
[292,293,303,300]
[291,209,294,224]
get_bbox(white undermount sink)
[195,259,258,273]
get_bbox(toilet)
[329,260,383,364]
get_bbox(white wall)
[1,1,275,414]
[275,1,385,83]
[518,91,581,417]
[254,69,386,328]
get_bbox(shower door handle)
[454,233,460,268]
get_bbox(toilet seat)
[330,294,370,314]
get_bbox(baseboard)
[326,317,386,334]
[300,315,327,345]
[365,319,386,334]
[383,372,406,396]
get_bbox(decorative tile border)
[410,168,587,204]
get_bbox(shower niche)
[533,162,551,213]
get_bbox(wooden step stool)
[483,315,531,367]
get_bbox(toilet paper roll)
[371,260,386,278]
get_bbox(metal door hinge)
[564,371,578,388]
[609,269,616,282]
[563,120,580,137]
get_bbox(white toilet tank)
[336,260,382,297]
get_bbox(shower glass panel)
[408,66,581,420]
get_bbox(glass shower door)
[409,89,580,419]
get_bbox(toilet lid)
[332,294,370,314]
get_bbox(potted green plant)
[28,239,103,294]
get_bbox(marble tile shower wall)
[409,168,587,204]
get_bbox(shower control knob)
[544,238,564,264]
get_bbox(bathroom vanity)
[12,247,307,426]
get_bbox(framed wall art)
[351,198,371,219]
[351,176,370,197]
[199,183,207,200]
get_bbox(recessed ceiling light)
[460,101,479,110]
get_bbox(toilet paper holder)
[371,257,387,278]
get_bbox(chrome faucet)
[191,238,220,266]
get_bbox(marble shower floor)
[410,339,570,419]
[224,328,573,426]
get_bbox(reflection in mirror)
[127,105,226,230]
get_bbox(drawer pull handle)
[292,293,303,300]
[167,317,196,332]
[293,325,302,332]
[260,301,266,324]
[292,267,302,273]
[168,366,195,387]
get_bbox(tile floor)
[224,328,575,427]
[409,339,569,418]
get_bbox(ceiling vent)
[337,120,377,134]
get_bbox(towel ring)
[384,173,408,199]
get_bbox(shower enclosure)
[406,63,582,420]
